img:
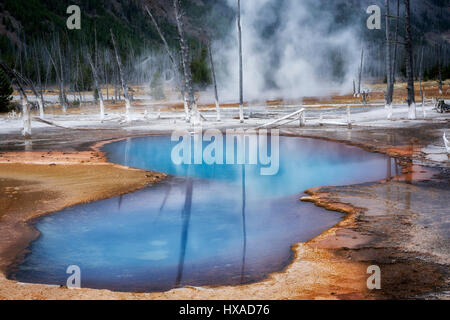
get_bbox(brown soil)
[17,81,448,118]
[0,151,167,280]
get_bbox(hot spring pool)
[11,136,397,292]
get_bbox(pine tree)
[190,46,211,88]
[0,68,13,113]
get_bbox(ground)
[0,80,448,300]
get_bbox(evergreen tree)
[190,46,211,88]
[0,68,13,113]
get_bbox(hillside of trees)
[0,0,233,92]
[0,0,448,112]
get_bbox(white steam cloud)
[214,0,361,102]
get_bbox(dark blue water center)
[12,136,397,292]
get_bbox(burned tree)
[103,49,111,102]
[111,30,132,122]
[437,5,444,95]
[32,44,46,118]
[404,0,416,120]
[391,0,400,84]
[46,37,69,114]
[173,0,199,125]
[19,86,31,137]
[357,48,364,96]
[86,53,105,121]
[437,44,443,95]
[385,0,393,119]
[74,52,83,105]
[55,34,68,113]
[419,44,425,117]
[145,6,190,122]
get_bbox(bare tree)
[238,0,244,123]
[74,53,83,104]
[103,49,110,101]
[173,0,199,124]
[357,48,364,96]
[32,44,45,118]
[391,0,400,84]
[145,6,190,122]
[87,53,105,121]
[418,45,425,99]
[46,37,69,114]
[55,34,68,113]
[437,5,443,95]
[437,44,443,95]
[418,45,426,118]
[385,0,393,119]
[111,30,132,122]
[404,0,416,120]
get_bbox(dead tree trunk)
[19,90,31,137]
[385,0,393,119]
[404,0,416,120]
[437,6,443,95]
[33,47,45,118]
[358,48,364,96]
[104,50,109,101]
[419,46,426,118]
[419,45,424,99]
[173,0,199,125]
[87,53,105,121]
[238,0,244,123]
[46,45,67,114]
[75,54,83,104]
[146,6,190,122]
[111,30,131,122]
[145,7,175,66]
[207,40,221,121]
[437,44,443,95]
[391,0,400,84]
[56,35,68,113]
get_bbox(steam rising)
[215,0,361,102]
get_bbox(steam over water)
[216,0,361,101]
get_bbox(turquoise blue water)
[12,136,396,292]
